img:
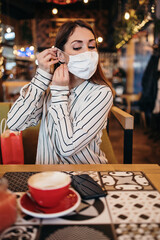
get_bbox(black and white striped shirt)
[7,68,113,164]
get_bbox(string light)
[133,16,151,34]
[116,15,151,49]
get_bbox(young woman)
[7,20,113,164]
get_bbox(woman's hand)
[36,48,59,73]
[51,64,70,86]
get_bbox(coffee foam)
[28,172,70,189]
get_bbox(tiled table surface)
[0,170,160,240]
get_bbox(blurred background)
[0,0,160,163]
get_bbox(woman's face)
[64,26,97,56]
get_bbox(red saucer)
[19,188,81,218]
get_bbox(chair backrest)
[0,102,12,123]
[22,124,40,164]
[111,106,134,164]
[100,128,118,163]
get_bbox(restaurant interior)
[0,0,160,165]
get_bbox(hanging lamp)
[47,0,77,4]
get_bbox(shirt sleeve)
[49,85,113,157]
[7,68,52,131]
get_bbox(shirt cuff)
[50,85,69,104]
[31,68,52,91]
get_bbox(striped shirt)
[7,68,113,164]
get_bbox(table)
[120,93,147,127]
[120,93,141,114]
[1,164,160,190]
[2,81,30,101]
[0,164,160,240]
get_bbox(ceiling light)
[97,37,103,43]
[6,27,12,33]
[124,12,130,20]
[48,0,77,4]
[52,8,58,15]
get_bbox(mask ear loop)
[50,47,67,73]
[50,48,69,73]
[56,48,69,65]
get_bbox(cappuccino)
[28,172,70,190]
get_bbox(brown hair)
[55,20,114,92]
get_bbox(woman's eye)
[89,46,96,49]
[73,47,82,50]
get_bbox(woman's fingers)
[38,52,57,63]
[63,64,70,81]
[36,48,59,73]
[52,64,69,86]
[58,64,69,79]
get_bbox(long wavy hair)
[55,20,113,93]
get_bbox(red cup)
[0,185,17,232]
[28,172,71,208]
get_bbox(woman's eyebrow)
[89,39,96,43]
[71,40,83,44]
[71,39,96,44]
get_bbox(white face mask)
[67,51,99,80]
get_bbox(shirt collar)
[70,80,90,97]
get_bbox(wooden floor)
[109,114,160,164]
